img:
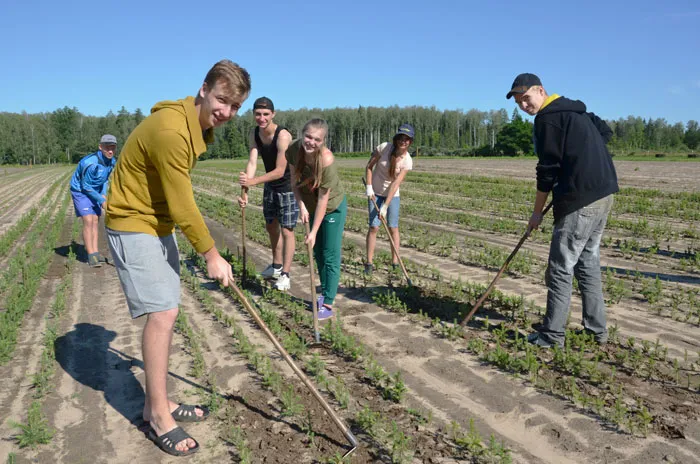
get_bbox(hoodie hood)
[538,96,587,116]
[150,96,214,157]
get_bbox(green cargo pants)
[312,196,347,305]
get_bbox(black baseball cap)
[253,97,274,111]
[506,73,542,99]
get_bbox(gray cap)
[100,134,117,145]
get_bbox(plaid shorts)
[263,186,299,229]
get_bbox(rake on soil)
[361,178,413,287]
[460,201,553,327]
[230,282,358,457]
[304,221,321,343]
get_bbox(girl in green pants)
[286,119,346,320]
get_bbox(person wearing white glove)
[364,123,415,275]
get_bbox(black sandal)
[147,426,199,456]
[172,404,210,423]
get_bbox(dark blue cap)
[395,123,415,139]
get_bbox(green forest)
[1,104,698,165]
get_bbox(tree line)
[1,104,698,165]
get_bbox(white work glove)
[366,184,375,198]
[379,203,388,219]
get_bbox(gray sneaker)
[261,264,282,279]
[527,332,555,348]
[88,253,102,268]
[363,263,373,275]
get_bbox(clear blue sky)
[2,0,699,124]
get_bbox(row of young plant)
[333,165,700,227]
[197,163,700,233]
[9,215,79,452]
[192,174,697,329]
[190,173,546,278]
[192,180,700,378]
[178,237,513,463]
[0,189,71,364]
[191,171,700,445]
[188,189,522,462]
[194,178,700,370]
[193,167,697,267]
[197,160,700,225]
[178,242,421,463]
[190,171,695,369]
[603,269,700,325]
[337,247,699,438]
[0,169,64,218]
[0,178,68,302]
[0,172,68,259]
[201,168,553,242]
[171,289,252,462]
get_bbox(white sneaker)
[274,274,291,291]
[261,264,282,279]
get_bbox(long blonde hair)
[295,118,328,190]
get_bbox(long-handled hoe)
[460,201,553,327]
[240,187,247,288]
[361,178,413,287]
[229,282,358,457]
[304,221,321,343]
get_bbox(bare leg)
[82,215,98,255]
[266,220,282,265]
[141,308,196,452]
[281,227,295,274]
[366,226,379,263]
[389,227,400,264]
[91,215,100,254]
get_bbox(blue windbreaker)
[69,151,117,205]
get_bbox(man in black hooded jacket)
[507,73,619,348]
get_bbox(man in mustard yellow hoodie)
[106,59,250,456]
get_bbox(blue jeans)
[539,195,614,346]
[368,195,400,228]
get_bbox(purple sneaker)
[318,306,335,320]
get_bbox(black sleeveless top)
[255,126,292,192]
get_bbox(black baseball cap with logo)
[253,97,274,111]
[506,73,542,99]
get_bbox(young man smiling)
[507,73,618,349]
[238,97,297,291]
[106,60,250,456]
[69,134,118,267]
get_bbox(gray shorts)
[107,229,180,318]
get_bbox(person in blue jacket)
[70,134,118,267]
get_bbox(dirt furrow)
[0,169,67,236]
